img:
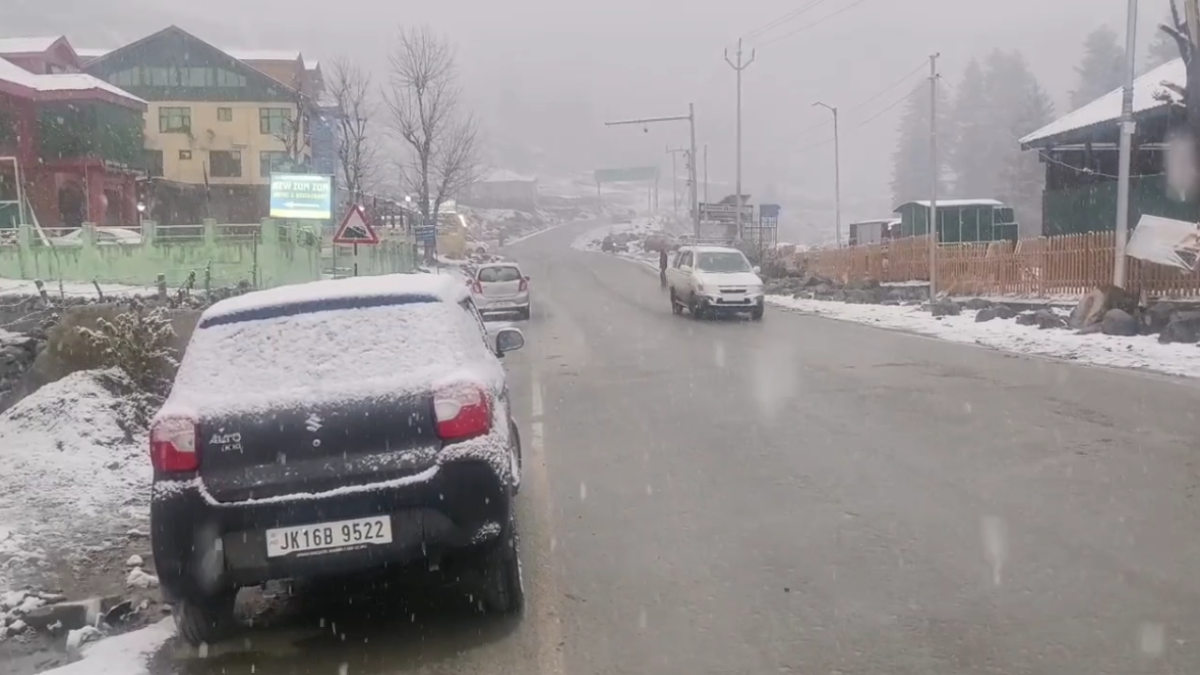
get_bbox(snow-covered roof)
[74,47,112,60]
[306,60,320,71]
[680,244,741,253]
[482,170,537,183]
[0,36,62,54]
[0,56,145,105]
[201,273,468,325]
[224,48,302,62]
[900,199,1003,209]
[851,217,901,225]
[1021,58,1185,148]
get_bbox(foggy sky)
[7,0,1170,235]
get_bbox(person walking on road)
[659,248,669,288]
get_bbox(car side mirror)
[524,275,531,281]
[752,265,761,274]
[494,327,525,355]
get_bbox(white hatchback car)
[471,262,531,320]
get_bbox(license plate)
[265,516,392,558]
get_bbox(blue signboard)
[270,174,333,220]
[414,224,437,244]
[759,203,781,227]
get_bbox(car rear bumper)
[151,460,511,601]
[475,293,530,312]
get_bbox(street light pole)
[703,144,709,204]
[928,53,940,298]
[725,39,755,241]
[1114,0,1139,288]
[813,102,842,247]
[606,106,700,237]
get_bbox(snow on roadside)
[41,618,173,675]
[767,295,1200,378]
[0,278,158,299]
[0,370,150,596]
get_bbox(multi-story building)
[0,37,145,229]
[83,26,311,222]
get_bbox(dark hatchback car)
[149,274,527,645]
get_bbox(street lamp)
[812,102,842,248]
[605,104,700,238]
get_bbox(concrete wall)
[0,219,414,288]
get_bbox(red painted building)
[0,37,146,230]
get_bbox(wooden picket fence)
[796,232,1200,299]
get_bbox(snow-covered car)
[666,245,765,320]
[149,274,527,645]
[471,262,531,320]
[51,227,142,246]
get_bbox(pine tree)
[890,79,950,209]
[1071,26,1126,110]
[1145,8,1182,71]
[988,51,1055,236]
[948,59,993,199]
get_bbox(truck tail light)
[151,417,199,472]
[434,383,491,441]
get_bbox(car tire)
[481,515,524,614]
[518,306,531,320]
[751,306,764,321]
[669,289,683,315]
[509,422,522,494]
[173,592,237,647]
[691,300,705,320]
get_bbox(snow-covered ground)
[767,295,1200,379]
[40,618,173,675]
[0,278,159,299]
[0,370,150,597]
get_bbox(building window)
[110,67,141,87]
[159,106,191,133]
[178,150,192,160]
[209,150,242,178]
[217,107,233,122]
[259,107,291,135]
[216,69,246,87]
[259,151,289,177]
[143,150,164,178]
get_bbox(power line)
[792,60,926,140]
[757,0,874,49]
[741,0,836,42]
[794,84,919,153]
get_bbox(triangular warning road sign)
[333,205,380,245]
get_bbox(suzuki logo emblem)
[305,414,323,433]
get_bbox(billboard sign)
[269,174,333,220]
[699,202,753,223]
[594,167,658,183]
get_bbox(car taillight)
[150,417,199,472]
[518,277,528,292]
[433,383,491,441]
[472,280,483,294]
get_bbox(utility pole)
[1114,0,1141,288]
[813,102,842,247]
[928,53,940,298]
[667,146,689,216]
[703,144,709,204]
[725,39,755,241]
[605,105,700,237]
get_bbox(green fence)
[1043,175,1200,236]
[0,219,416,289]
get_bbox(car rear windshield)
[696,251,751,273]
[174,299,490,407]
[478,266,522,282]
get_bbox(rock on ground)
[1101,308,1140,336]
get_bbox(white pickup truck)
[666,245,764,321]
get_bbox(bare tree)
[327,56,378,203]
[273,70,309,168]
[1155,1,1200,197]
[383,26,483,227]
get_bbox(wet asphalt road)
[150,219,1200,675]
